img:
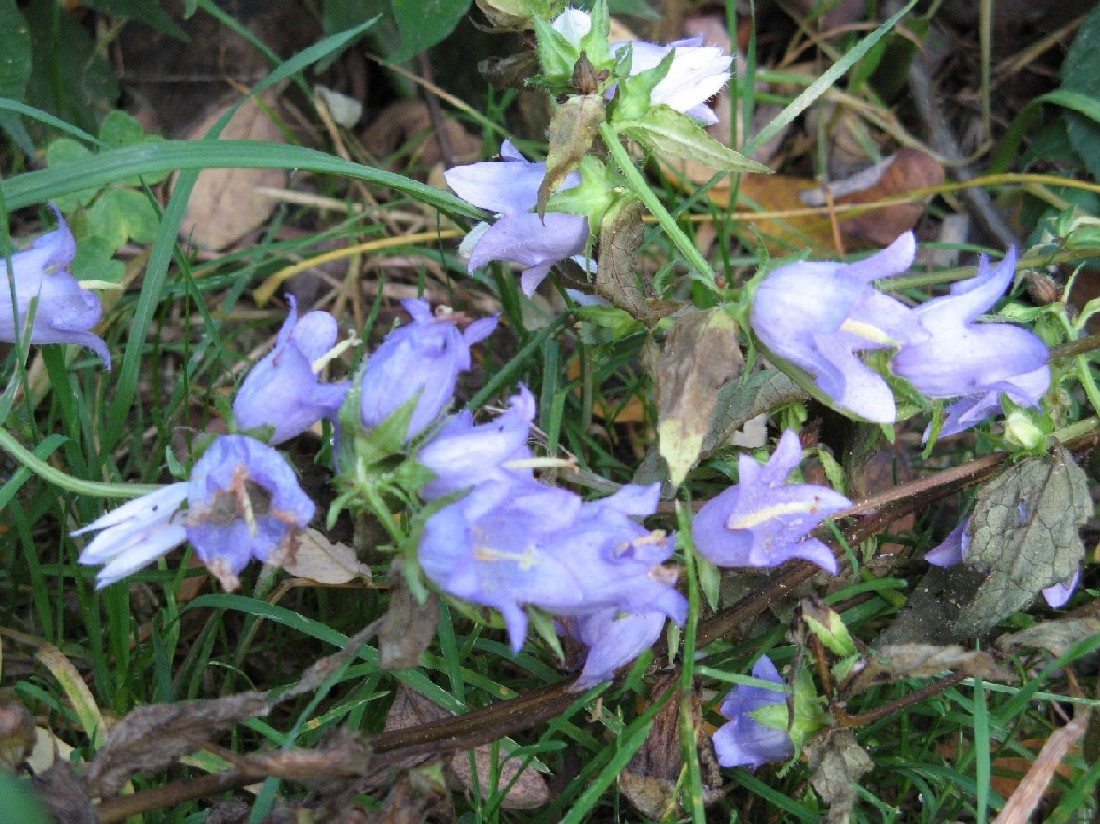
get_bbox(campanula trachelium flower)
[233,296,349,444]
[2,205,110,366]
[713,656,795,770]
[692,430,851,574]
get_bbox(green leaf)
[389,0,473,63]
[801,600,857,657]
[98,109,146,148]
[44,138,96,209]
[70,234,124,283]
[617,106,771,174]
[22,0,119,134]
[87,188,160,249]
[1061,3,1100,182]
[0,0,33,150]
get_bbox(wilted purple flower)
[2,204,110,367]
[891,249,1050,438]
[550,10,731,124]
[184,435,315,590]
[418,384,536,500]
[359,299,497,442]
[926,515,1077,609]
[233,296,349,445]
[692,430,851,574]
[419,481,586,652]
[571,608,668,690]
[750,232,925,422]
[74,483,189,588]
[445,141,591,295]
[713,656,795,770]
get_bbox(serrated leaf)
[955,443,1091,636]
[538,94,605,214]
[657,308,742,486]
[801,599,857,657]
[618,106,772,174]
[1060,3,1100,181]
[390,0,473,63]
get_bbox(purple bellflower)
[891,249,1050,438]
[359,299,497,442]
[444,141,591,295]
[750,232,925,422]
[550,9,732,124]
[418,384,537,501]
[233,296,349,444]
[692,430,851,574]
[713,656,795,770]
[75,435,314,591]
[571,608,668,690]
[419,480,587,652]
[184,434,315,590]
[926,516,1078,608]
[2,205,110,367]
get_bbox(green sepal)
[611,46,673,123]
[544,155,617,227]
[533,14,580,88]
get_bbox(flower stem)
[599,121,717,291]
[0,426,161,499]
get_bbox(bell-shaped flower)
[2,204,110,367]
[359,298,497,442]
[418,384,537,500]
[614,38,731,124]
[891,249,1050,437]
[713,656,795,770]
[74,483,189,588]
[419,481,587,652]
[750,232,925,422]
[445,141,590,295]
[550,10,731,124]
[570,608,668,690]
[926,516,1077,609]
[184,434,315,590]
[542,483,687,624]
[233,296,349,444]
[692,430,851,574]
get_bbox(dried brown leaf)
[996,617,1100,658]
[177,89,286,251]
[538,94,605,215]
[86,691,270,796]
[31,760,97,824]
[279,528,372,585]
[379,560,439,670]
[846,644,1015,697]
[0,689,37,770]
[806,729,873,824]
[657,308,742,486]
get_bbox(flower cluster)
[751,234,1050,435]
[445,6,733,296]
[1,205,110,367]
[76,297,495,590]
[417,391,688,688]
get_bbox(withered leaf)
[845,644,1015,697]
[806,729,873,824]
[996,617,1100,658]
[620,676,722,819]
[31,760,96,824]
[955,444,1090,637]
[538,94,605,215]
[85,691,270,797]
[278,527,372,585]
[177,89,286,251]
[657,309,742,487]
[594,197,678,327]
[379,560,440,670]
[0,689,37,771]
